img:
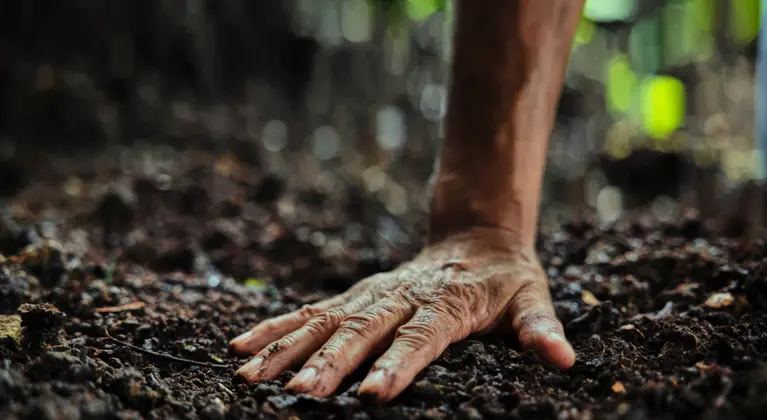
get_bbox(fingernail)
[286,367,318,390]
[358,370,386,395]
[235,356,264,379]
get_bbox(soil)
[3,145,767,420]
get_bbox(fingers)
[284,296,414,397]
[229,293,352,356]
[508,280,575,369]
[358,304,468,402]
[235,294,373,382]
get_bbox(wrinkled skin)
[230,228,575,401]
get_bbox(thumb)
[506,280,576,369]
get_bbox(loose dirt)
[2,145,767,420]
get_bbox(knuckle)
[336,296,408,339]
[396,321,438,345]
[297,304,322,319]
[315,343,344,362]
[304,309,345,335]
[390,287,418,308]
[438,289,471,317]
[337,314,378,339]
[323,308,348,325]
[392,331,435,360]
[379,301,403,318]
[266,335,294,354]
[445,279,484,304]
[431,303,468,334]
[410,285,440,305]
[303,318,329,336]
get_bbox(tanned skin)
[230,0,586,402]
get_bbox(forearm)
[429,0,585,246]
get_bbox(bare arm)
[431,0,584,246]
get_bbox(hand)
[229,227,575,401]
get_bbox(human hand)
[229,227,575,401]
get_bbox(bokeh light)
[0,0,764,237]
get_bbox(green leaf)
[405,0,444,21]
[640,75,686,140]
[244,278,267,290]
[605,54,637,116]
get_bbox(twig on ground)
[94,301,146,313]
[218,383,236,397]
[103,328,229,369]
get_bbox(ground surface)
[2,145,767,420]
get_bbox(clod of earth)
[0,314,22,350]
[17,302,66,352]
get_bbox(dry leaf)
[215,154,237,177]
[673,283,699,294]
[704,292,734,309]
[582,290,600,306]
[619,324,645,339]
[611,381,626,393]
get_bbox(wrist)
[427,174,541,247]
[424,225,538,259]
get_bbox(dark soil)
[3,145,767,420]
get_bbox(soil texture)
[2,145,767,420]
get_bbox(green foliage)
[605,54,637,116]
[373,0,448,24]
[405,0,447,20]
[729,0,760,45]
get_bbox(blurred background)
[0,0,764,270]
